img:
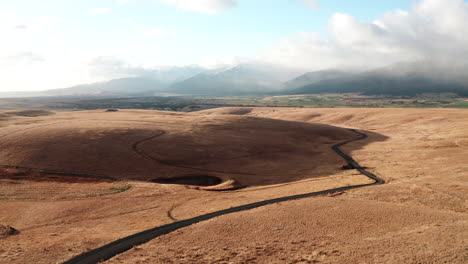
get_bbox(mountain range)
[2,61,468,98]
[288,62,468,96]
[170,64,299,95]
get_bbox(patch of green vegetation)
[444,101,468,108]
[18,93,466,110]
[243,94,468,108]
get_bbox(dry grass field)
[0,108,467,264]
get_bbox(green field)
[1,94,467,111]
[194,94,468,109]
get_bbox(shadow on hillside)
[0,115,389,189]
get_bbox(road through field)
[64,129,385,264]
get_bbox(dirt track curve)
[63,129,385,264]
[132,130,255,176]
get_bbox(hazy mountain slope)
[144,65,206,83]
[44,77,168,97]
[0,66,206,98]
[0,91,44,98]
[283,70,352,90]
[290,62,468,96]
[292,76,468,96]
[3,61,468,98]
[170,64,299,95]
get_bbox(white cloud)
[138,27,167,37]
[301,0,319,10]
[199,55,250,69]
[261,0,468,71]
[0,16,95,92]
[118,0,133,5]
[2,0,468,92]
[164,0,237,14]
[88,56,133,79]
[13,24,28,30]
[88,8,111,15]
[0,52,45,66]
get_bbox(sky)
[1,0,468,91]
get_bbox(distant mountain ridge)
[283,70,353,90]
[45,77,167,97]
[0,66,207,98]
[2,61,468,98]
[289,61,468,96]
[170,64,299,95]
[140,65,206,84]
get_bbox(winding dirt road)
[63,129,385,264]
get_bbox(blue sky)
[0,0,413,65]
[1,0,468,91]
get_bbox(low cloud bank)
[261,0,468,72]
